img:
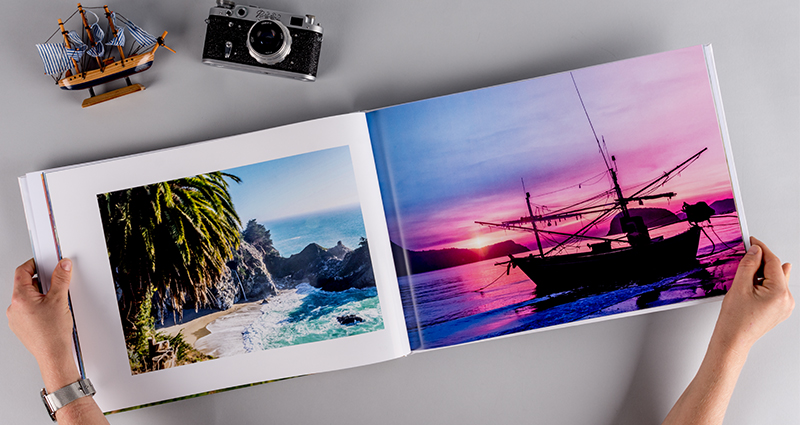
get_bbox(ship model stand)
[36,4,175,108]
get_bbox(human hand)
[712,237,794,356]
[7,258,81,392]
[662,237,792,425]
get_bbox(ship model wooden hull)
[508,225,702,293]
[58,51,154,91]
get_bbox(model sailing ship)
[477,74,725,294]
[36,4,175,108]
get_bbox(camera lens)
[250,22,283,53]
[246,20,292,65]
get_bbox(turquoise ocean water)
[263,205,367,255]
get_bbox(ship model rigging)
[476,73,727,293]
[36,3,175,108]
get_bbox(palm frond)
[98,171,243,330]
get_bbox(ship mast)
[525,191,545,257]
[104,6,126,63]
[58,19,80,76]
[571,72,660,247]
[589,149,634,226]
[607,152,630,218]
[570,73,631,220]
[77,3,104,70]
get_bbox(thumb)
[732,244,762,288]
[48,259,73,299]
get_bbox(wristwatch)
[41,378,96,421]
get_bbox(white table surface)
[1,0,797,423]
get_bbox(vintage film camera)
[202,0,323,81]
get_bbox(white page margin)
[42,113,409,412]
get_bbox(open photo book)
[19,44,747,413]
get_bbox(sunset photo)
[367,46,744,349]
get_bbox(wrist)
[706,332,750,370]
[708,318,756,363]
[41,378,97,422]
[37,355,82,393]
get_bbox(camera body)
[202,1,323,81]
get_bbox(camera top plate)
[209,3,323,34]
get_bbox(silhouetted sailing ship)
[477,74,721,293]
[36,3,174,107]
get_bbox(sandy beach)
[158,300,264,347]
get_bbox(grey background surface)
[1,0,797,423]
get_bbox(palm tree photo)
[97,171,242,371]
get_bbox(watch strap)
[41,378,96,421]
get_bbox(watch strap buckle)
[41,378,96,421]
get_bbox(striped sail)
[65,31,87,61]
[106,13,126,46]
[85,23,105,57]
[65,47,86,61]
[36,43,72,76]
[106,28,125,46]
[122,18,157,48]
[66,30,86,48]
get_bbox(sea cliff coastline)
[158,299,265,348]
[153,232,382,362]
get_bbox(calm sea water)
[400,219,744,350]
[263,206,367,256]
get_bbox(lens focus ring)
[246,20,292,65]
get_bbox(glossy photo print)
[97,146,383,374]
[367,46,744,350]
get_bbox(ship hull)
[58,51,155,91]
[510,225,702,293]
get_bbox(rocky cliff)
[264,240,374,292]
[212,240,278,310]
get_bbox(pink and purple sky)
[367,46,736,252]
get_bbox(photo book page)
[367,44,748,351]
[22,113,410,413]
